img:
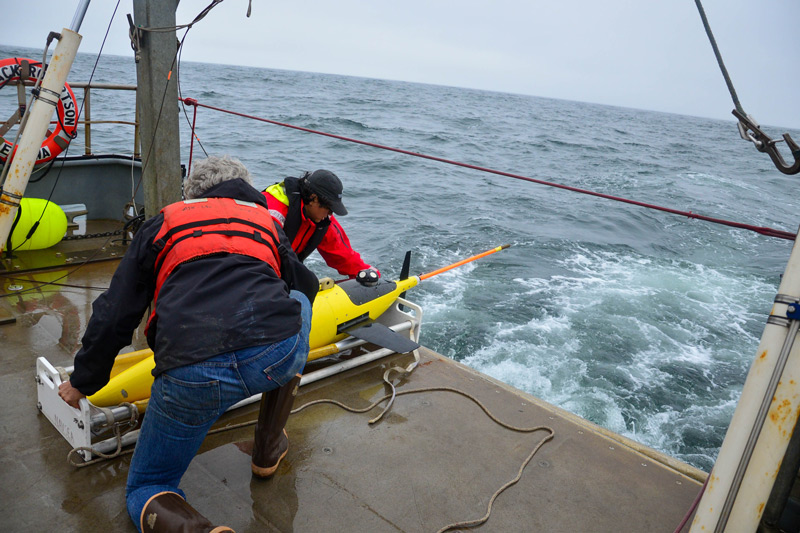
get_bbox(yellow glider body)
[88,276,420,407]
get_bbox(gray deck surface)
[1,235,705,532]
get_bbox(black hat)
[306,169,347,216]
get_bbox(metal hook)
[733,109,800,175]
[126,14,142,63]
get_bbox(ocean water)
[4,44,800,472]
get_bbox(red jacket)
[263,180,373,277]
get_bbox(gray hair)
[183,155,253,199]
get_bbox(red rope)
[185,98,199,179]
[673,474,709,533]
[179,97,796,241]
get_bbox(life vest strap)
[155,216,277,244]
[154,226,282,278]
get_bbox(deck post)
[691,225,800,532]
[132,0,182,218]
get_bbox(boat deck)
[1,233,705,532]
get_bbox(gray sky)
[3,1,799,130]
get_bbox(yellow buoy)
[9,198,67,251]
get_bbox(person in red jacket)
[263,170,379,280]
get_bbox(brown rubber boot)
[251,374,302,478]
[140,491,234,533]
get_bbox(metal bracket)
[36,357,94,461]
[36,357,140,461]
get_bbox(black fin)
[347,322,420,354]
[399,250,411,310]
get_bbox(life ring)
[0,57,78,166]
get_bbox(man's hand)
[58,381,86,409]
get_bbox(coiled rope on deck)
[180,98,796,241]
[291,385,555,533]
[68,378,555,532]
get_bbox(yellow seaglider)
[308,276,418,349]
[87,244,509,408]
[88,276,420,407]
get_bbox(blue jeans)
[126,290,311,531]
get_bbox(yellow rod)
[418,244,510,281]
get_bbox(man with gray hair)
[58,155,317,532]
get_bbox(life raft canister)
[0,57,78,166]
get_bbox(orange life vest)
[146,197,283,334]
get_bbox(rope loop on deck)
[292,385,555,532]
[62,375,554,531]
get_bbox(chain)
[63,229,126,241]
